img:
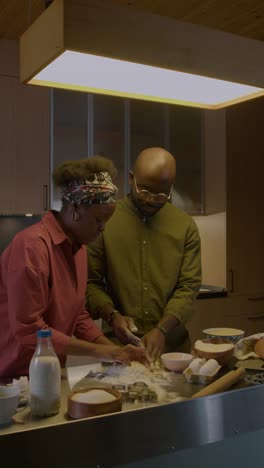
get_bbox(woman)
[0,156,148,378]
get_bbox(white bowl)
[0,385,20,426]
[202,327,245,344]
[161,352,193,372]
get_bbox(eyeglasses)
[133,174,172,204]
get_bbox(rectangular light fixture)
[20,0,264,109]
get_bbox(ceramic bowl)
[68,387,122,420]
[202,327,245,344]
[194,338,235,366]
[161,352,193,372]
[0,385,20,426]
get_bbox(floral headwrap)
[63,172,118,205]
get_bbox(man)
[86,148,201,362]
[0,155,148,378]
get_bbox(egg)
[188,358,206,374]
[255,338,264,358]
[199,359,219,376]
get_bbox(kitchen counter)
[0,364,262,468]
[197,284,227,299]
[0,366,205,436]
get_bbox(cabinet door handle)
[248,296,264,302]
[43,185,49,211]
[248,315,264,320]
[228,269,234,293]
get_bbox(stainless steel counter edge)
[1,384,263,468]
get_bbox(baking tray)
[245,373,264,385]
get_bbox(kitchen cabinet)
[188,293,264,343]
[187,297,227,345]
[203,109,226,215]
[226,295,264,336]
[225,98,264,327]
[0,40,50,214]
[51,89,225,215]
[52,89,88,208]
[170,105,203,214]
[130,99,167,165]
[93,94,126,197]
[226,98,264,297]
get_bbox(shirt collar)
[123,195,167,221]
[41,210,69,246]
[123,195,138,215]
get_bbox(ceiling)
[1,0,264,41]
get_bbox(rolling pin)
[192,367,246,399]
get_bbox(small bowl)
[0,385,20,426]
[194,338,235,366]
[202,328,245,344]
[161,352,193,372]
[68,387,122,420]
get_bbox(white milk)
[29,356,61,417]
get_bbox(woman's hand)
[95,344,131,365]
[123,344,151,367]
[95,343,150,367]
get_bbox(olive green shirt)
[86,196,201,335]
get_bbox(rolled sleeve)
[74,309,103,342]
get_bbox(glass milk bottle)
[29,329,61,417]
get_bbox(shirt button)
[143,240,146,244]
[145,311,149,315]
[144,287,148,291]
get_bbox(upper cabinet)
[93,95,126,198]
[226,97,264,296]
[52,90,88,209]
[51,90,225,215]
[130,100,167,165]
[0,40,50,215]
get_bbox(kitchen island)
[1,365,264,468]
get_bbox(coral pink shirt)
[0,211,102,377]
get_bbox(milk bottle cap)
[37,329,51,338]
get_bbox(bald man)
[86,147,201,361]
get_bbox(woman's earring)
[73,209,79,222]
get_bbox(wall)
[193,212,226,288]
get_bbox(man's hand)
[112,313,143,347]
[142,328,166,362]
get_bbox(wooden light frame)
[20,0,264,109]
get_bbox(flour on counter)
[73,362,186,405]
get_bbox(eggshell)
[199,359,219,376]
